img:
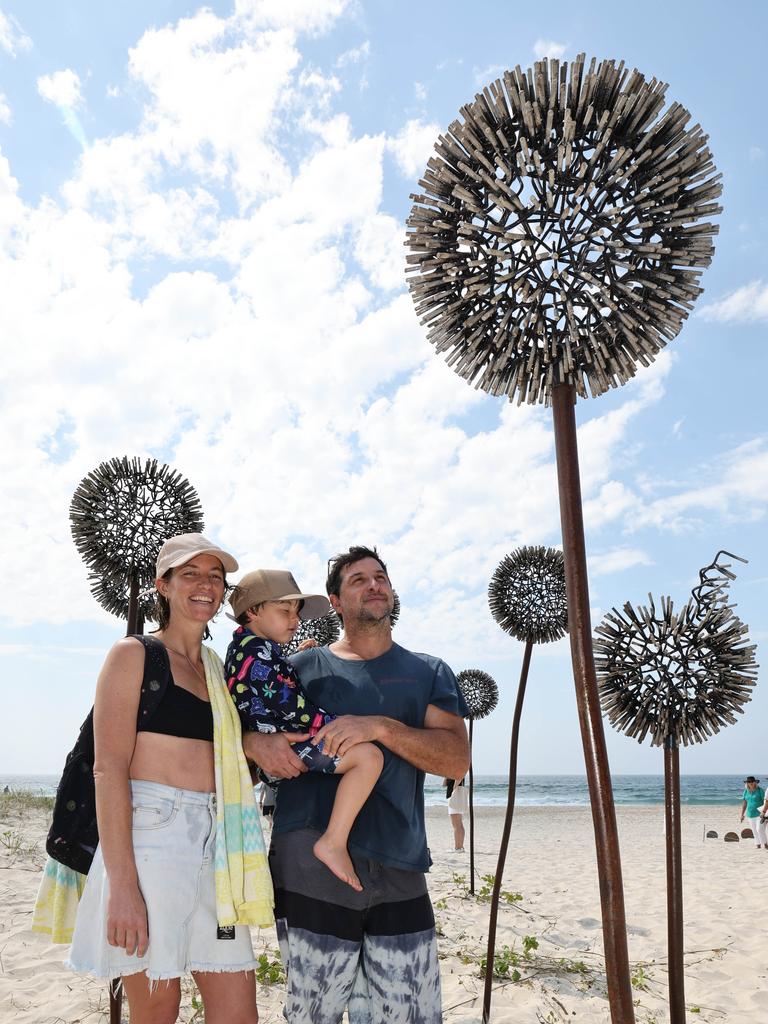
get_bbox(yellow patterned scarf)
[33,643,273,942]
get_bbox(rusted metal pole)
[551,383,635,1024]
[468,719,476,895]
[664,736,685,1023]
[482,638,533,1023]
[126,576,140,635]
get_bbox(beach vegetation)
[630,963,652,990]
[254,951,285,985]
[0,827,39,860]
[0,789,54,818]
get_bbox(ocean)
[1,773,758,807]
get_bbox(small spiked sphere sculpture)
[71,456,204,631]
[483,547,566,1021]
[456,669,499,893]
[406,52,722,1024]
[282,612,341,658]
[595,551,757,1024]
[88,574,158,632]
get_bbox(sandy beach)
[1,796,765,1023]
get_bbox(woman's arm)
[92,638,147,957]
[740,798,747,820]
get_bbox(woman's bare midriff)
[130,732,216,792]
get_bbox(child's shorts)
[66,780,257,981]
[447,784,469,816]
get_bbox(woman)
[66,533,272,1024]
[740,775,767,849]
[444,776,468,852]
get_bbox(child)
[224,569,383,891]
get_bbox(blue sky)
[0,0,765,777]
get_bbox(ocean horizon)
[2,772,761,808]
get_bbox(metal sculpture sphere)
[88,573,158,624]
[457,668,499,721]
[70,456,204,599]
[489,546,568,644]
[595,552,758,747]
[282,612,341,658]
[405,54,722,405]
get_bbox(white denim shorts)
[66,780,257,981]
[447,784,468,816]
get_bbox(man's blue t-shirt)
[273,642,468,872]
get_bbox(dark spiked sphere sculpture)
[71,456,204,631]
[595,551,757,1024]
[456,668,499,901]
[406,52,722,1024]
[282,613,341,658]
[457,668,500,721]
[405,54,722,406]
[88,573,159,628]
[483,546,567,1021]
[489,546,568,644]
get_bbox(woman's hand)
[106,881,149,958]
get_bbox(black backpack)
[46,635,171,874]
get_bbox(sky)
[0,0,766,778]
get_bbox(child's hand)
[296,638,318,651]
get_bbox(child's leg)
[450,812,465,851]
[313,742,384,891]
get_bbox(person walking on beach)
[444,777,468,852]
[740,776,767,848]
[241,545,469,1024]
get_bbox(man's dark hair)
[326,545,389,600]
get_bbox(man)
[243,546,469,1024]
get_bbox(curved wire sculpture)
[406,54,722,1023]
[596,551,757,747]
[489,545,568,643]
[282,612,341,658]
[457,668,500,720]
[595,551,757,1023]
[405,54,722,406]
[71,456,204,623]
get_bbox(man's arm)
[312,704,469,779]
[241,730,311,779]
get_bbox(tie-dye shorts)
[270,828,442,1024]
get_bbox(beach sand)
[1,798,765,1022]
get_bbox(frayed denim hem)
[64,958,259,981]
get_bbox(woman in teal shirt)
[740,776,767,848]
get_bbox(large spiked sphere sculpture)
[483,547,566,1022]
[456,669,499,896]
[71,456,204,632]
[595,552,757,1024]
[406,53,721,1024]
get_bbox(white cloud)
[235,0,352,33]
[0,10,31,55]
[387,118,440,180]
[414,81,427,101]
[590,548,652,576]
[473,63,507,87]
[699,279,768,323]
[749,146,765,162]
[0,92,10,124]
[37,68,83,109]
[533,39,567,60]
[335,40,369,67]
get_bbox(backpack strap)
[130,634,171,729]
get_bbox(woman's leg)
[121,974,181,1024]
[450,813,465,851]
[194,969,258,1024]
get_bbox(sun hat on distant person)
[155,533,239,578]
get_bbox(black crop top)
[137,665,214,742]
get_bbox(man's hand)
[242,731,311,779]
[312,716,384,759]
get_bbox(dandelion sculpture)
[596,551,757,1024]
[282,612,341,658]
[70,456,204,1024]
[483,546,567,1021]
[406,52,722,1023]
[456,669,499,893]
[71,456,204,632]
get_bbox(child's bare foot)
[313,835,362,891]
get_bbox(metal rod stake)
[551,383,635,1024]
[664,736,685,1022]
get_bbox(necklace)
[162,642,207,691]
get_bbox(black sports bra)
[137,668,214,742]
